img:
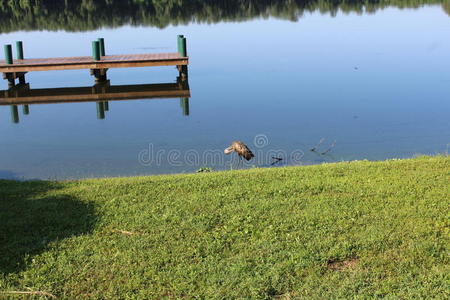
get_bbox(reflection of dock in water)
[1,79,191,122]
[0,80,190,104]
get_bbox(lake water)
[1,2,449,180]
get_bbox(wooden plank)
[0,83,190,105]
[0,53,188,72]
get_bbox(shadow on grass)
[0,180,96,274]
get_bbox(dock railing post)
[177,35,184,55]
[181,37,188,79]
[4,44,13,64]
[99,38,107,81]
[177,36,188,79]
[16,41,26,84]
[92,41,101,61]
[98,38,105,57]
[4,44,15,87]
[16,41,24,60]
[180,37,187,57]
[91,40,108,83]
[177,36,187,57]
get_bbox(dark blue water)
[1,6,449,180]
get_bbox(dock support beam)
[91,40,108,83]
[92,79,110,94]
[4,45,15,87]
[16,41,26,84]
[177,35,188,80]
[18,75,26,85]
[5,73,15,88]
[177,76,189,90]
[2,44,28,87]
[91,68,108,83]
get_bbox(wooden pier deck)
[0,53,188,73]
[2,36,189,86]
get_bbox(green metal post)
[96,102,105,119]
[23,105,29,115]
[15,41,26,84]
[104,101,109,111]
[10,105,19,123]
[177,35,184,55]
[4,44,13,64]
[181,98,189,116]
[180,37,187,57]
[177,36,188,78]
[98,38,105,56]
[16,41,24,59]
[92,41,101,61]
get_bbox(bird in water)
[224,141,254,166]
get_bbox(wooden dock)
[1,36,189,87]
[0,53,188,73]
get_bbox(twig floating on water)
[271,157,283,165]
[311,138,325,152]
[321,140,337,155]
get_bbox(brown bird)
[224,141,255,162]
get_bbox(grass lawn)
[0,156,449,299]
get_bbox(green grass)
[0,156,449,299]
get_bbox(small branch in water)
[311,138,325,152]
[1,291,57,299]
[271,157,283,165]
[321,140,337,155]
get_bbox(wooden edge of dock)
[0,53,189,73]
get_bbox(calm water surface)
[1,5,449,179]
